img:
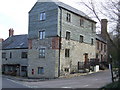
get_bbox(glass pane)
[39,31,43,39]
[43,31,45,39]
[43,13,46,20]
[40,13,43,20]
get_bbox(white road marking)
[61,87,72,88]
[83,85,89,87]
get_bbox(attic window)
[80,18,84,27]
[66,13,71,22]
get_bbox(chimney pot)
[9,28,14,37]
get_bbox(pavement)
[2,70,103,82]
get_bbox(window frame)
[104,44,106,52]
[91,38,94,45]
[10,52,12,58]
[91,23,94,32]
[65,49,70,57]
[21,52,28,59]
[97,42,99,50]
[79,35,84,43]
[66,13,71,22]
[2,52,6,59]
[39,48,45,58]
[66,31,70,40]
[80,18,84,27]
[40,12,46,21]
[39,30,45,40]
[38,67,44,74]
[21,66,27,71]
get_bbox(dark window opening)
[2,52,6,59]
[10,52,12,58]
[80,35,84,43]
[65,49,70,57]
[91,39,94,45]
[21,52,28,59]
[80,19,84,27]
[64,68,69,72]
[66,32,70,40]
[66,13,71,22]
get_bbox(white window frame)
[39,30,45,39]
[39,48,45,58]
[40,12,46,21]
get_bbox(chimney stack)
[101,19,108,40]
[9,28,14,37]
[0,38,4,42]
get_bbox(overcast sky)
[0,0,104,39]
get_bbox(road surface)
[2,70,112,89]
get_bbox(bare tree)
[79,0,120,81]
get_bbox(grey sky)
[0,0,106,39]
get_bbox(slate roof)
[2,34,28,50]
[96,34,107,43]
[36,0,96,23]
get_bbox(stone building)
[2,29,28,77]
[28,0,96,78]
[2,1,108,78]
[96,35,107,62]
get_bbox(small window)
[39,48,45,58]
[64,68,69,72]
[104,45,106,52]
[101,43,103,51]
[80,35,84,43]
[97,42,99,50]
[21,52,28,59]
[66,13,71,22]
[65,49,70,57]
[91,23,94,32]
[80,18,84,27]
[40,12,46,21]
[91,38,94,45]
[10,52,12,58]
[66,32,70,40]
[96,53,98,58]
[39,31,45,39]
[21,66,27,71]
[38,67,44,74]
[2,52,6,59]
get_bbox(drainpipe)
[58,7,62,77]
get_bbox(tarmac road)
[2,70,112,89]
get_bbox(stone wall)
[60,38,96,75]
